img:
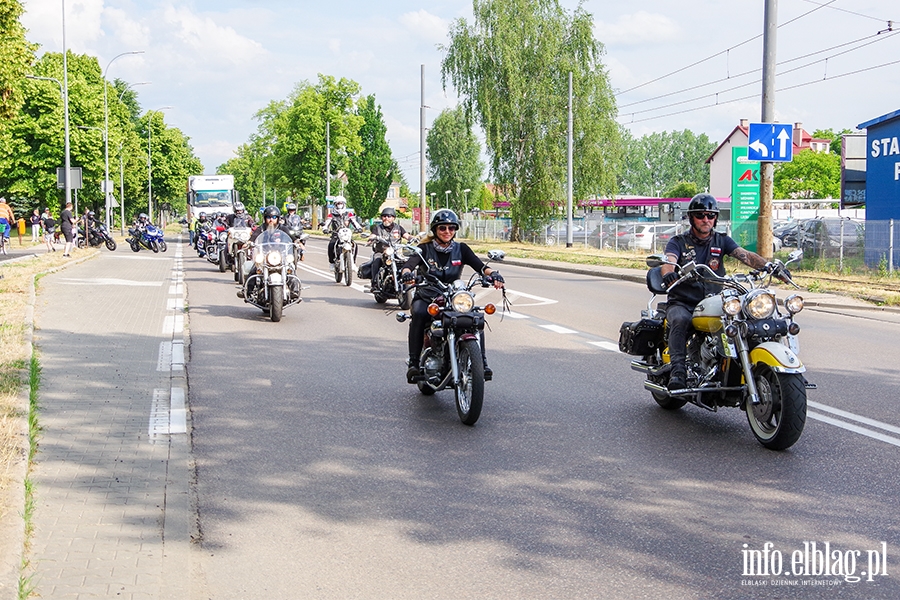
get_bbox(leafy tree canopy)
[346,94,394,220]
[425,106,484,214]
[773,149,840,200]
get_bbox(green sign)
[731,147,760,252]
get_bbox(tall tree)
[773,149,840,200]
[346,94,394,220]
[618,129,715,196]
[442,0,620,236]
[140,110,203,217]
[0,0,36,124]
[425,106,484,214]
[812,128,853,155]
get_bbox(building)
[706,119,831,198]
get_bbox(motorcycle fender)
[268,272,283,286]
[749,342,805,373]
[459,333,478,342]
[342,243,352,251]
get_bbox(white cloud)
[399,10,449,43]
[104,7,150,49]
[595,10,680,46]
[161,4,266,68]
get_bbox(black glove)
[662,272,679,288]
[401,271,415,283]
[489,271,504,284]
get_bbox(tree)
[0,0,36,124]
[346,94,394,220]
[441,0,620,237]
[140,110,203,217]
[618,129,715,196]
[812,128,853,155]
[773,149,840,200]
[665,181,699,199]
[425,106,484,214]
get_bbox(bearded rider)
[321,197,363,265]
[367,207,410,292]
[239,206,301,299]
[660,193,770,391]
[399,209,504,383]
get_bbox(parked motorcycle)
[332,226,357,286]
[360,232,416,308]
[239,232,305,322]
[396,249,506,426]
[77,222,117,251]
[128,224,166,253]
[620,250,812,450]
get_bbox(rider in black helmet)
[660,193,769,391]
[367,207,411,292]
[399,209,505,382]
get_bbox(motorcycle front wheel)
[218,249,227,272]
[333,260,342,283]
[746,365,807,450]
[454,339,485,426]
[105,238,117,251]
[270,285,284,322]
[159,240,168,252]
[343,252,353,286]
[150,240,160,253]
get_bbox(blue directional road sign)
[747,122,793,162]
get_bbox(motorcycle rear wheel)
[270,286,284,322]
[130,239,140,252]
[455,339,485,426]
[746,365,807,451]
[105,238,117,251]
[343,252,353,286]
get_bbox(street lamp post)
[27,74,71,209]
[429,192,436,214]
[147,106,173,223]
[463,188,471,214]
[445,190,452,209]
[103,51,143,229]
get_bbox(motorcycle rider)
[225,201,254,228]
[367,207,411,293]
[283,202,307,261]
[321,197,363,265]
[399,209,504,383]
[660,193,769,391]
[194,212,212,254]
[240,206,300,298]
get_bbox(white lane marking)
[809,401,900,436]
[808,412,900,448]
[502,289,558,307]
[60,278,163,286]
[169,284,184,295]
[157,342,172,371]
[167,297,184,310]
[149,388,170,436]
[540,324,578,334]
[501,311,531,319]
[163,314,184,336]
[170,387,187,434]
[588,341,621,353]
[171,340,184,369]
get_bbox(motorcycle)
[128,224,166,253]
[332,226,357,286]
[620,250,813,450]
[360,232,416,308]
[395,249,506,426]
[239,232,306,322]
[227,226,254,282]
[77,222,117,251]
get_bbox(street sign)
[56,166,83,189]
[747,122,793,162]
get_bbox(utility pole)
[758,0,778,259]
[566,71,574,248]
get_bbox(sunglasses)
[436,225,457,232]
[693,212,717,220]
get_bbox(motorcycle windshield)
[252,233,294,263]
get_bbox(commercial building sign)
[731,147,760,252]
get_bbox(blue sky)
[21,1,900,190]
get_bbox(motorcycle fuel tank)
[692,295,725,333]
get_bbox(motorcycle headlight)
[254,251,264,264]
[338,228,352,243]
[265,251,283,267]
[218,232,228,242]
[451,291,475,313]
[722,295,742,316]
[237,231,250,241]
[744,290,777,320]
[384,246,394,257]
[784,294,804,315]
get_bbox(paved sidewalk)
[27,241,190,599]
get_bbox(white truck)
[186,175,239,222]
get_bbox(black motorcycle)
[396,249,505,426]
[77,223,117,251]
[360,233,416,308]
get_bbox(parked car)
[624,223,683,252]
[588,222,630,249]
[773,221,802,247]
[797,217,864,257]
[529,223,591,245]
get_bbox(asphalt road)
[183,236,900,599]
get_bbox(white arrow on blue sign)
[747,122,793,162]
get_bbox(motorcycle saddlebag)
[618,318,664,355]
[357,260,373,280]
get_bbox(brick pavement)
[28,241,190,599]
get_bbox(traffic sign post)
[747,123,793,162]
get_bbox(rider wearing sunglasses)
[400,209,505,382]
[660,193,770,391]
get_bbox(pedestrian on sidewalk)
[41,208,57,252]
[0,196,14,248]
[31,208,42,242]
[60,202,76,257]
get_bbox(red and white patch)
[452,260,462,266]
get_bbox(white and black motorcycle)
[332,226,357,286]
[620,250,813,450]
[361,232,416,308]
[239,232,306,322]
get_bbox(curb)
[0,250,98,600]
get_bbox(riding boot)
[406,355,421,383]
[482,351,493,381]
[668,361,686,391]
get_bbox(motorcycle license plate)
[784,334,800,355]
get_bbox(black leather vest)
[421,241,464,283]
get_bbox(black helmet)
[87,210,95,217]
[263,205,281,220]
[286,202,297,212]
[687,193,719,216]
[380,207,396,218]
[430,209,460,234]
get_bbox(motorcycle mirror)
[395,312,409,323]
[646,254,665,268]
[487,250,505,262]
[787,249,802,264]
